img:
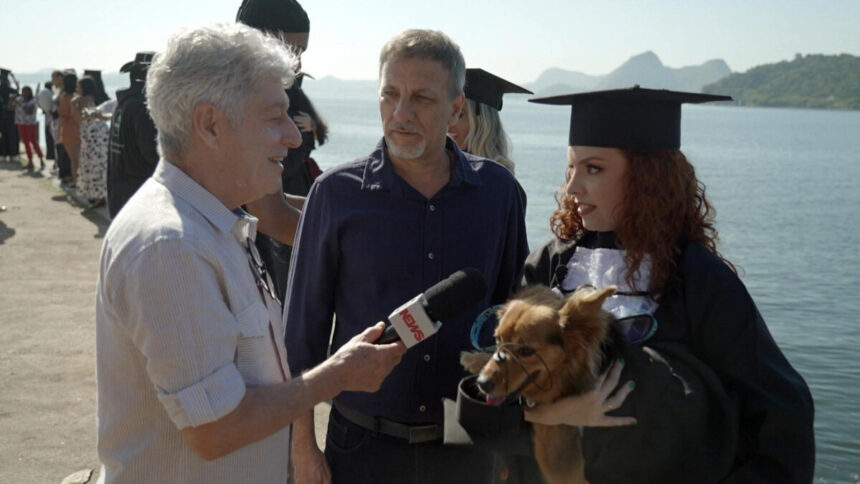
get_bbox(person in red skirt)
[15,85,45,171]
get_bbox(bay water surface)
[303,86,860,482]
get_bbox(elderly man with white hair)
[95,23,405,484]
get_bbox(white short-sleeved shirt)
[96,160,291,483]
[36,87,54,114]
[15,97,37,125]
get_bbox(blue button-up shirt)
[283,138,529,424]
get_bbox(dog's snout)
[477,376,495,394]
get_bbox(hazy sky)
[2,0,858,83]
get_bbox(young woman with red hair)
[513,88,815,483]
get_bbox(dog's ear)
[581,285,616,310]
[494,304,506,321]
[460,351,492,375]
[560,285,616,321]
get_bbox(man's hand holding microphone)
[309,267,488,397]
[316,322,406,396]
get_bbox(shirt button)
[423,354,431,362]
[419,405,427,412]
[427,252,435,260]
[429,204,436,212]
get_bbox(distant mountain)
[6,70,57,91]
[524,68,604,96]
[675,59,733,93]
[7,69,130,96]
[528,51,731,96]
[596,51,679,90]
[703,54,860,110]
[596,51,730,91]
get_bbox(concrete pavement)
[0,158,329,483]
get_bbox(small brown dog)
[461,284,620,484]
[461,284,739,483]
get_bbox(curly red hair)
[550,149,734,294]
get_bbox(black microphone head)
[424,268,488,322]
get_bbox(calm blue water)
[304,86,860,483]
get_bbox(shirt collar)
[152,160,258,241]
[361,137,482,195]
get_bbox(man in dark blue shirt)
[284,29,529,484]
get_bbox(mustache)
[387,121,423,135]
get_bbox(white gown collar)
[561,246,659,318]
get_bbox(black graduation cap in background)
[236,0,309,33]
[530,86,732,149]
[465,68,532,111]
[120,52,155,83]
[83,70,102,83]
[83,69,105,93]
[120,52,155,73]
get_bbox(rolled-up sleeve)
[112,238,247,429]
[158,363,246,429]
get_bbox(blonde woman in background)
[448,69,531,172]
[448,68,531,207]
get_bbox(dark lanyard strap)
[245,238,280,305]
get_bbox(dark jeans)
[325,406,495,484]
[0,111,18,157]
[56,143,70,179]
[45,120,55,160]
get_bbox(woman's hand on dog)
[523,360,637,427]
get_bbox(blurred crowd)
[2,53,173,215]
[2,67,114,208]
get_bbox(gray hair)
[146,22,299,161]
[378,29,465,98]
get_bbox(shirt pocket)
[233,301,276,385]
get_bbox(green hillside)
[703,54,860,109]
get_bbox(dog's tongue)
[485,395,507,406]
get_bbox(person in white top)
[36,80,56,164]
[95,22,405,484]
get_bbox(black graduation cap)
[120,52,155,73]
[83,70,102,82]
[529,86,732,149]
[236,0,309,33]
[442,376,533,455]
[465,68,532,111]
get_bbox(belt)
[332,400,443,444]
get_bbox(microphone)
[376,268,488,347]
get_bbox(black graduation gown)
[518,235,815,483]
[252,83,319,303]
[0,83,19,157]
[106,83,159,218]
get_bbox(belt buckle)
[407,424,440,444]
